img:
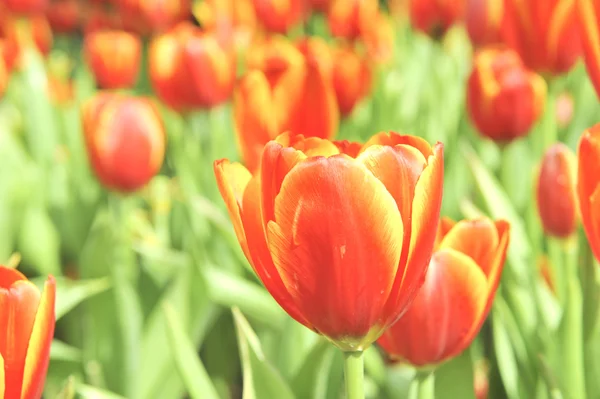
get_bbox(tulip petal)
[0,353,5,398]
[361,132,434,159]
[378,249,488,367]
[578,127,600,261]
[214,159,253,261]
[334,140,363,158]
[266,155,403,343]
[0,267,27,289]
[434,217,457,248]
[0,280,41,399]
[21,276,56,399]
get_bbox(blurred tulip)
[193,0,256,52]
[361,12,395,64]
[117,0,191,34]
[0,267,56,399]
[555,91,575,129]
[332,45,372,116]
[536,143,578,238]
[474,360,490,399]
[0,14,52,70]
[538,255,556,294]
[215,131,444,350]
[0,54,7,99]
[378,217,510,366]
[82,93,166,192]
[328,0,378,40]
[409,0,465,38]
[46,0,81,33]
[1,0,47,15]
[467,46,546,142]
[84,29,141,89]
[149,21,235,111]
[465,0,504,47]
[578,0,600,98]
[308,0,331,12]
[235,36,338,171]
[502,0,581,76]
[577,124,600,262]
[83,4,124,34]
[251,0,305,33]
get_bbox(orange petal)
[266,155,403,345]
[434,217,457,248]
[0,280,41,399]
[214,159,253,262]
[0,353,5,398]
[378,249,488,367]
[21,276,56,399]
[0,268,27,289]
[334,140,363,158]
[361,131,434,159]
[578,126,600,261]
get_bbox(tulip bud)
[465,0,503,47]
[409,0,465,38]
[467,47,546,143]
[1,0,47,15]
[116,0,191,34]
[327,0,379,39]
[251,0,305,33]
[536,143,578,238]
[538,255,556,295]
[149,22,235,111]
[82,93,166,192]
[46,0,81,34]
[0,267,55,399]
[577,124,600,262]
[332,45,372,116]
[84,29,142,89]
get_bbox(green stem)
[416,370,435,399]
[343,351,364,399]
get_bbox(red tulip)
[327,0,379,40]
[1,0,47,15]
[409,0,465,38]
[465,0,504,47]
[84,29,142,89]
[215,131,444,350]
[577,124,600,262]
[378,217,510,366]
[0,51,6,99]
[578,0,600,98]
[251,0,305,33]
[82,92,166,192]
[361,12,396,64]
[0,267,56,399]
[116,0,191,34]
[46,0,81,33]
[467,46,546,143]
[332,45,372,116]
[536,143,578,238]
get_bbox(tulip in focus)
[536,143,578,238]
[0,266,56,399]
[215,131,444,350]
[82,93,166,193]
[149,21,235,111]
[84,30,141,90]
[332,45,372,116]
[577,124,600,262]
[409,0,465,38]
[467,47,546,143]
[327,0,379,40]
[578,0,600,99]
[378,217,510,366]
[251,0,305,33]
[465,0,504,47]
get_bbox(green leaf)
[290,338,335,399]
[76,385,127,399]
[232,307,295,399]
[51,340,82,362]
[162,303,220,399]
[53,277,111,321]
[54,376,76,399]
[435,349,475,399]
[17,204,61,276]
[491,305,524,399]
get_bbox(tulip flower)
[536,143,578,238]
[149,21,235,111]
[46,0,81,34]
[84,29,142,89]
[465,0,504,47]
[577,124,600,262]
[378,217,510,367]
[0,14,53,69]
[251,0,305,33]
[501,0,581,76]
[215,131,444,351]
[467,46,546,143]
[234,36,339,171]
[327,0,379,40]
[308,0,331,12]
[409,0,465,38]
[82,92,166,192]
[1,0,47,15]
[0,55,7,99]
[361,12,395,64]
[332,45,372,116]
[116,0,191,34]
[578,0,600,98]
[0,267,56,399]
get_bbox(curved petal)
[578,126,600,261]
[266,155,403,347]
[0,353,4,398]
[435,217,457,249]
[21,276,56,399]
[0,268,27,289]
[361,132,434,159]
[334,140,363,158]
[214,159,253,261]
[378,249,488,367]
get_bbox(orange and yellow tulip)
[84,29,141,89]
[327,0,379,40]
[251,0,305,33]
[467,46,546,143]
[332,45,372,116]
[0,14,53,69]
[215,131,444,350]
[0,267,56,399]
[149,21,235,111]
[361,12,395,64]
[117,0,191,34]
[378,217,510,366]
[536,143,578,238]
[409,0,465,38]
[578,125,600,262]
[578,0,600,98]
[82,92,166,193]
[465,0,504,47]
[502,0,581,76]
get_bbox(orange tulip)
[149,21,235,111]
[536,143,578,238]
[361,12,395,64]
[0,267,56,399]
[467,46,546,143]
[465,0,504,47]
[538,255,556,295]
[84,29,142,89]
[82,92,166,192]
[193,0,256,52]
[116,0,191,34]
[378,217,510,367]
[251,0,305,33]
[46,0,81,33]
[578,0,600,99]
[332,45,372,116]
[327,0,379,40]
[308,0,331,12]
[577,125,600,262]
[555,92,575,129]
[409,0,465,38]
[0,14,53,69]
[215,131,444,350]
[502,0,581,76]
[1,0,47,15]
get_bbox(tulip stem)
[415,370,435,399]
[343,350,365,399]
